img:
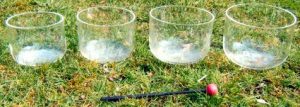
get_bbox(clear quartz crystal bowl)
[5,12,66,66]
[149,5,215,64]
[223,3,297,70]
[76,6,136,64]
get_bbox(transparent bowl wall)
[223,3,297,70]
[5,12,66,66]
[149,6,215,64]
[77,6,136,63]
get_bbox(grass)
[0,0,299,106]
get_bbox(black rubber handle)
[100,89,206,102]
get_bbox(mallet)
[100,83,218,102]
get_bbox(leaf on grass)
[257,98,269,105]
[108,76,115,81]
[197,75,207,83]
[103,63,114,73]
[107,71,125,82]
[256,83,266,89]
[80,95,86,100]
[147,72,154,78]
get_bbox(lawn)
[0,0,299,106]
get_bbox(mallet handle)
[100,89,206,102]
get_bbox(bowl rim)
[5,11,65,29]
[225,3,298,29]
